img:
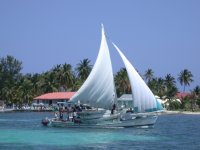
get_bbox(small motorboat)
[41,117,50,126]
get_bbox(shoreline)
[0,109,52,113]
[1,109,200,115]
[159,110,200,115]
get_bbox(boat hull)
[48,113,158,128]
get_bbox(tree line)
[0,55,200,110]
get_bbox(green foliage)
[144,69,154,84]
[147,74,177,101]
[0,56,92,105]
[178,69,193,92]
[181,97,192,111]
[196,98,200,108]
[148,77,166,98]
[75,58,92,82]
[0,55,22,103]
[114,68,131,97]
[0,55,199,112]
[168,100,181,110]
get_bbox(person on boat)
[68,106,73,121]
[65,106,70,121]
[61,103,66,112]
[76,105,82,112]
[126,108,134,113]
[58,106,64,120]
[72,106,77,122]
[60,112,63,120]
[111,103,116,114]
[54,112,58,120]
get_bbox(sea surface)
[0,112,200,150]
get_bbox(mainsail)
[112,43,162,113]
[70,25,116,110]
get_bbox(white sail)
[112,43,159,113]
[70,25,116,110]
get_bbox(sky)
[0,0,200,91]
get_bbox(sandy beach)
[159,110,200,115]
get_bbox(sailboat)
[46,25,163,128]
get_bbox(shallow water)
[0,112,200,150]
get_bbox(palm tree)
[0,55,22,101]
[17,77,34,105]
[164,74,178,109]
[156,78,166,98]
[75,58,92,81]
[62,63,74,90]
[148,77,165,98]
[1,86,13,104]
[144,69,154,84]
[178,69,193,92]
[193,86,200,96]
[194,86,200,108]
[164,74,176,88]
[114,68,131,96]
[53,63,73,91]
[71,74,83,91]
[30,73,43,97]
[40,72,58,93]
[191,86,200,111]
[164,74,177,97]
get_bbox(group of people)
[53,102,120,122]
[54,103,83,121]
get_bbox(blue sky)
[0,0,200,91]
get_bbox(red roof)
[34,92,76,100]
[175,92,190,100]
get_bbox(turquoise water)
[0,112,200,149]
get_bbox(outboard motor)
[41,117,50,126]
